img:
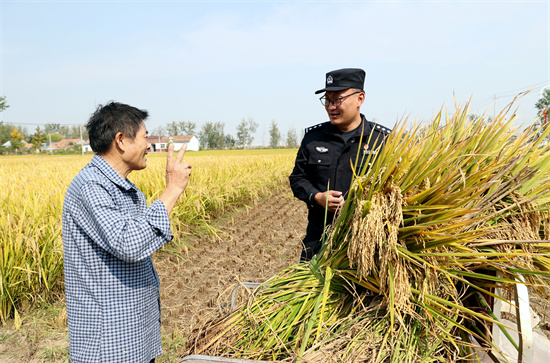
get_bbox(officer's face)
[324,90,365,132]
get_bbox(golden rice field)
[0,149,297,328]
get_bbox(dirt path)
[156,189,307,334]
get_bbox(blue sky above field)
[1,0,549,145]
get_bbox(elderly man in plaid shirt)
[62,102,192,363]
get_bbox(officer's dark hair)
[86,101,149,153]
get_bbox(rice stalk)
[0,150,294,328]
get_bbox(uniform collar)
[91,154,137,191]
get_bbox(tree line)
[152,117,300,149]
[0,96,301,153]
[3,90,550,152]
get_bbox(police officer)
[289,68,391,261]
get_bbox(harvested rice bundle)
[185,100,550,362]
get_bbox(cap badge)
[326,75,333,85]
[316,146,329,153]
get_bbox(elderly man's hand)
[166,143,192,192]
[159,143,192,213]
[314,190,344,212]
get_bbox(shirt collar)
[91,154,137,191]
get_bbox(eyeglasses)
[319,91,361,107]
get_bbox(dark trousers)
[300,238,322,262]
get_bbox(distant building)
[146,135,199,152]
[1,140,31,148]
[82,141,93,153]
[42,141,59,151]
[40,139,89,152]
[56,138,85,148]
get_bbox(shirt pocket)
[308,154,332,167]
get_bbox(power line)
[470,80,550,112]
[0,121,83,126]
[477,80,550,103]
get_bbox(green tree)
[9,128,24,151]
[269,120,281,148]
[236,117,259,148]
[30,126,46,149]
[166,121,180,136]
[152,126,166,136]
[164,121,197,136]
[224,134,236,148]
[536,89,550,124]
[44,123,61,134]
[236,120,248,148]
[47,133,64,142]
[58,124,87,139]
[0,122,13,144]
[198,121,225,149]
[0,123,27,145]
[0,97,12,146]
[59,125,70,138]
[179,121,197,135]
[53,133,64,142]
[286,127,298,148]
[0,96,9,113]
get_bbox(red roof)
[170,135,194,142]
[56,138,82,147]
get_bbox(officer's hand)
[315,190,344,212]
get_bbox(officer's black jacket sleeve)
[289,144,320,208]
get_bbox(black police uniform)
[289,114,390,261]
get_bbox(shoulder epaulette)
[371,122,392,135]
[305,122,327,135]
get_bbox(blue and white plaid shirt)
[62,154,173,363]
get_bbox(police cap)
[315,68,366,94]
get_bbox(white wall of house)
[149,135,199,152]
[175,136,199,151]
[152,142,169,152]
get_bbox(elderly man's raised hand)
[159,143,192,213]
[166,143,192,192]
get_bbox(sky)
[1,0,549,145]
